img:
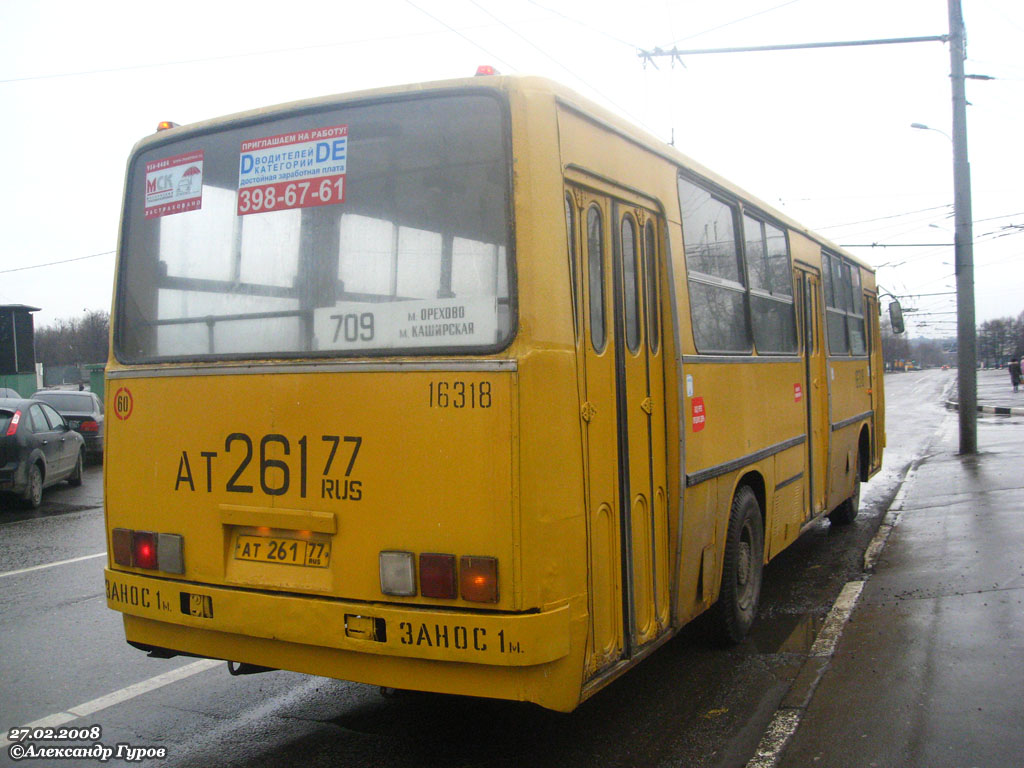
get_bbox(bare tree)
[34,311,109,368]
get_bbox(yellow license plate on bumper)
[234,535,331,567]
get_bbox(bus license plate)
[234,535,331,568]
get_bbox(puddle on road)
[749,613,824,655]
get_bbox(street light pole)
[948,0,977,454]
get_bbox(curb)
[945,400,1024,416]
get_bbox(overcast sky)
[1,0,1021,337]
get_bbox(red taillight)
[5,410,21,436]
[419,553,457,599]
[112,528,184,573]
[79,420,99,432]
[132,531,158,569]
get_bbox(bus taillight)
[112,527,185,573]
[380,551,498,602]
[419,554,457,599]
[132,531,159,569]
[460,556,499,603]
[379,551,416,596]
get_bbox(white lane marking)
[0,552,106,579]
[746,709,802,768]
[745,579,867,768]
[3,659,221,744]
[809,580,864,657]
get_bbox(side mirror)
[888,301,905,335]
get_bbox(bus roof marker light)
[460,556,498,603]
[379,551,416,596]
[156,121,179,132]
[475,65,499,76]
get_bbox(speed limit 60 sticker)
[237,125,347,216]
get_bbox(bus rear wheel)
[829,458,861,526]
[711,486,764,645]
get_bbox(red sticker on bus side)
[691,397,706,432]
[794,383,803,402]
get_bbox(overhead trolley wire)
[0,251,114,275]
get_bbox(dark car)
[31,390,104,460]
[1,397,86,508]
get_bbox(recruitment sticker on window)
[237,125,347,216]
[144,150,204,219]
[312,297,499,351]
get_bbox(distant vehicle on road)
[31,390,104,460]
[0,397,85,508]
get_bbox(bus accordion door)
[567,184,670,680]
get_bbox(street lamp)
[910,122,953,142]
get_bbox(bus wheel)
[829,459,861,526]
[711,486,764,645]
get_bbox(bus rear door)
[569,183,670,679]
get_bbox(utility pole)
[949,0,978,454]
[638,14,980,453]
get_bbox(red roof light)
[474,65,500,76]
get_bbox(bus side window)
[677,176,751,354]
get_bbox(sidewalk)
[773,375,1024,767]
[946,366,1024,415]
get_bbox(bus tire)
[829,459,861,526]
[711,486,764,645]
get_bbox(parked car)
[0,388,19,398]
[0,397,86,508]
[31,390,104,460]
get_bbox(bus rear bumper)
[105,569,571,669]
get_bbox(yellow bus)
[104,73,883,712]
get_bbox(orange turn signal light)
[459,556,498,602]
